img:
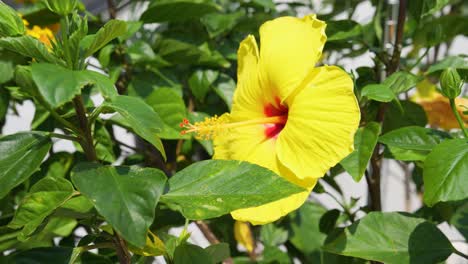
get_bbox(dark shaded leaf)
[72,163,167,247]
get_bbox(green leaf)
[262,245,291,264]
[94,122,116,163]
[0,1,26,37]
[15,65,40,98]
[361,84,395,102]
[127,40,156,64]
[379,126,451,161]
[174,243,214,264]
[8,177,74,240]
[323,212,453,264]
[0,60,14,84]
[260,224,288,247]
[213,73,235,110]
[0,36,61,64]
[7,247,74,263]
[326,20,362,42]
[188,69,219,102]
[84,70,118,99]
[6,247,111,264]
[40,151,74,179]
[414,15,468,47]
[83,20,127,57]
[0,87,8,122]
[0,132,51,199]
[118,21,142,42]
[409,0,451,21]
[205,243,230,263]
[451,201,468,240]
[145,88,188,140]
[31,63,89,108]
[383,71,421,94]
[319,209,341,234]
[340,122,381,181]
[201,11,245,38]
[161,160,305,220]
[251,0,275,9]
[288,202,327,262]
[140,0,221,23]
[427,55,468,75]
[71,163,167,247]
[423,139,468,206]
[156,38,230,68]
[383,100,427,133]
[103,95,166,159]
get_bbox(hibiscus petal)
[276,66,360,180]
[230,35,266,119]
[259,15,326,102]
[231,184,315,225]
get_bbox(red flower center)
[263,98,288,139]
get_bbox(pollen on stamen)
[179,115,228,140]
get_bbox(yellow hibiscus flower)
[181,15,360,224]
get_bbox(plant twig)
[453,248,468,260]
[80,242,115,252]
[49,132,80,142]
[107,0,117,19]
[195,221,219,244]
[387,0,407,75]
[113,231,132,264]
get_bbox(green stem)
[449,99,468,138]
[80,242,115,252]
[453,248,468,260]
[36,96,80,134]
[0,230,21,243]
[49,132,80,142]
[60,15,73,69]
[406,47,429,71]
[88,105,104,126]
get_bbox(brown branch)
[368,0,407,215]
[195,221,219,244]
[107,0,117,19]
[73,96,97,161]
[387,0,407,75]
[113,232,131,264]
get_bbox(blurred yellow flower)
[181,15,360,224]
[26,25,54,47]
[234,221,254,253]
[412,78,468,129]
[21,18,55,48]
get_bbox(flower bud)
[43,0,78,15]
[440,68,463,99]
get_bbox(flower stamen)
[180,115,287,140]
